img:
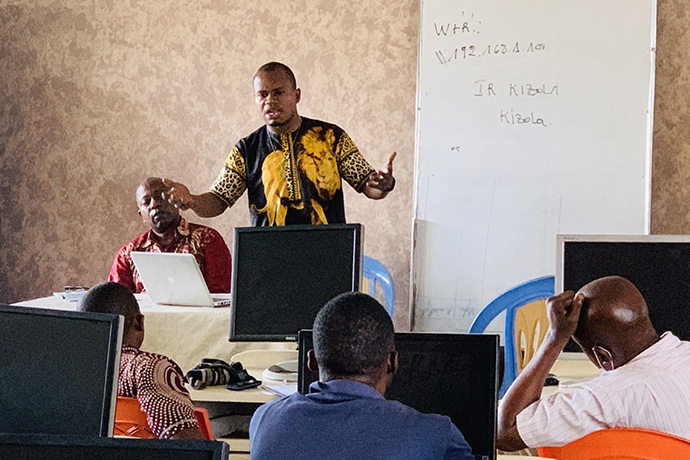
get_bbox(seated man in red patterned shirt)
[78,282,204,440]
[109,177,232,293]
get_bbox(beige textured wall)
[0,1,417,328]
[652,0,690,232]
[2,0,689,330]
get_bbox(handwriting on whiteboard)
[500,109,550,127]
[434,42,547,65]
[474,81,559,97]
[433,12,483,36]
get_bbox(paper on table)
[263,384,298,397]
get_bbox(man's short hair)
[255,62,297,88]
[313,292,394,376]
[78,282,140,322]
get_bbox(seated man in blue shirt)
[249,292,474,460]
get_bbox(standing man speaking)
[165,62,396,226]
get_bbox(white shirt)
[516,332,690,448]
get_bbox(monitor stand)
[262,359,299,382]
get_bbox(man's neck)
[267,115,302,135]
[150,220,180,247]
[323,374,387,396]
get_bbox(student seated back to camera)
[249,292,474,460]
[79,282,204,440]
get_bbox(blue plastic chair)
[363,256,395,317]
[469,276,554,397]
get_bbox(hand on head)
[161,178,193,210]
[546,290,584,346]
[366,151,397,193]
[572,276,659,369]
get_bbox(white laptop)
[130,252,231,307]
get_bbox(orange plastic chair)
[537,428,690,459]
[115,396,214,440]
[114,396,156,438]
[194,406,214,440]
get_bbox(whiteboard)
[412,0,656,332]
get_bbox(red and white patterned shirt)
[109,217,232,294]
[118,346,199,439]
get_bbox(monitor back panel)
[298,330,499,460]
[560,237,690,351]
[230,224,362,341]
[0,305,122,437]
[0,434,228,460]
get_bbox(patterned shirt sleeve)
[209,146,248,208]
[109,245,136,293]
[135,355,199,439]
[334,131,376,193]
[200,228,232,293]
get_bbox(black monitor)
[557,234,690,352]
[0,434,228,460]
[0,305,123,437]
[230,224,362,341]
[298,330,499,460]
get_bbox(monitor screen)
[0,434,228,460]
[298,330,499,460]
[230,224,362,341]
[557,234,690,352]
[0,305,123,437]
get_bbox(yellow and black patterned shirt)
[210,117,376,226]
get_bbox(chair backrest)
[537,427,690,459]
[514,299,549,373]
[115,396,214,440]
[468,276,554,397]
[194,407,214,441]
[362,256,395,317]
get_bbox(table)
[13,295,296,372]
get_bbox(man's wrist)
[544,329,571,350]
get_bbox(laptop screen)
[230,224,362,341]
[298,330,499,460]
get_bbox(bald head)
[573,276,659,368]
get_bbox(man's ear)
[592,345,615,371]
[132,313,145,333]
[307,349,318,372]
[295,88,301,104]
[386,350,399,375]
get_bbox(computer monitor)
[298,330,499,460]
[557,234,690,352]
[0,305,123,437]
[230,224,363,341]
[0,434,229,460]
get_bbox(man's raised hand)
[162,179,193,210]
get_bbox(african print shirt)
[109,217,232,294]
[209,117,376,226]
[118,346,199,439]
